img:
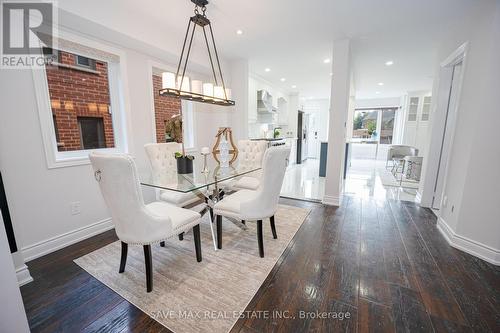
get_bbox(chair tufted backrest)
[144,142,181,177]
[240,146,291,220]
[237,140,268,172]
[89,152,173,243]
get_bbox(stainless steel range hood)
[257,90,277,113]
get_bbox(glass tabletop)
[139,154,261,193]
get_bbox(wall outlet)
[70,201,81,215]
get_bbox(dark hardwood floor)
[20,197,500,332]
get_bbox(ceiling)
[58,0,481,100]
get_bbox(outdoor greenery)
[366,121,376,135]
[353,114,363,130]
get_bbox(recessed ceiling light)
[265,68,271,72]
[323,58,331,64]
[280,78,286,82]
[329,72,333,76]
[385,60,394,66]
[291,85,297,89]
[375,91,381,94]
[236,29,243,35]
[378,82,384,86]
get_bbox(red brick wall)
[46,51,114,151]
[152,74,181,143]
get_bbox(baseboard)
[322,195,341,206]
[21,218,114,262]
[437,217,500,266]
[415,190,422,203]
[16,264,33,286]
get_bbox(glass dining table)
[139,154,261,250]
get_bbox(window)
[352,108,397,144]
[352,110,378,139]
[46,50,114,152]
[75,55,96,70]
[380,109,396,144]
[78,117,106,149]
[33,37,127,168]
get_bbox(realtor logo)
[1,0,57,68]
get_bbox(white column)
[322,39,352,206]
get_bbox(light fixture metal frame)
[159,0,235,106]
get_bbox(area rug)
[74,204,310,333]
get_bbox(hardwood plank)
[389,284,434,332]
[358,299,395,333]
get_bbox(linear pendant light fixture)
[160,0,235,106]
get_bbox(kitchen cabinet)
[277,97,288,125]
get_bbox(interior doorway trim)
[419,42,468,208]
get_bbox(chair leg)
[193,224,202,262]
[178,232,184,241]
[241,220,246,225]
[257,220,264,258]
[119,242,128,273]
[143,245,153,292]
[160,241,165,247]
[270,215,277,239]
[216,215,222,249]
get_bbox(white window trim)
[148,61,197,151]
[33,29,129,169]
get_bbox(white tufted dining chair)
[214,146,290,257]
[89,152,202,292]
[231,140,268,191]
[144,143,200,208]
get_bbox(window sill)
[47,148,125,169]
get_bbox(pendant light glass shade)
[191,80,203,94]
[162,72,176,89]
[203,83,214,97]
[177,76,190,92]
[213,86,224,99]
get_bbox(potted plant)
[166,111,194,174]
[175,151,194,174]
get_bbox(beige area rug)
[75,204,310,333]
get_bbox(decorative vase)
[176,156,194,174]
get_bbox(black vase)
[176,156,194,174]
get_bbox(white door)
[432,61,463,209]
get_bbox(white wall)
[420,0,500,264]
[354,97,401,109]
[0,12,234,270]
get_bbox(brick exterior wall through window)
[46,50,115,151]
[152,74,181,143]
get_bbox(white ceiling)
[58,0,480,100]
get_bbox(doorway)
[420,43,467,210]
[432,61,463,209]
